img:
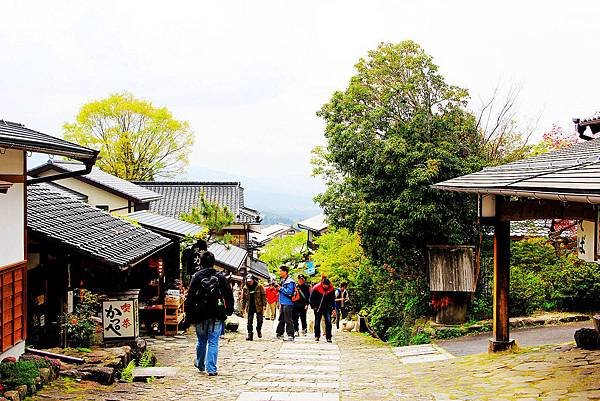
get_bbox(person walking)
[265,280,279,320]
[309,277,336,342]
[184,251,234,376]
[292,274,310,336]
[240,274,266,341]
[334,282,350,330]
[275,265,296,341]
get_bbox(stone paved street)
[30,316,600,401]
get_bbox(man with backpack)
[275,265,296,341]
[292,274,310,336]
[334,282,350,330]
[240,274,266,341]
[184,251,234,376]
[309,277,336,342]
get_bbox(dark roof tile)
[0,120,97,161]
[134,181,261,224]
[27,184,171,269]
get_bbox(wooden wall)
[428,245,476,293]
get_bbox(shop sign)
[102,297,139,340]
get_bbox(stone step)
[274,354,340,361]
[263,364,339,372]
[249,381,340,390]
[236,391,339,401]
[255,373,339,381]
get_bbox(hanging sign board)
[577,220,595,262]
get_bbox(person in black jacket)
[309,278,336,342]
[292,274,311,336]
[184,251,234,376]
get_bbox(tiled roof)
[208,242,247,270]
[250,224,296,247]
[297,213,328,233]
[510,220,553,238]
[126,210,205,239]
[134,181,261,224]
[0,120,97,161]
[29,161,162,203]
[27,184,171,269]
[248,257,270,280]
[433,138,600,204]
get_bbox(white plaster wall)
[37,172,129,214]
[0,150,25,266]
[0,149,23,174]
[0,341,25,360]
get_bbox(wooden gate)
[1,261,25,352]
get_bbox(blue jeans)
[314,309,332,340]
[195,320,223,373]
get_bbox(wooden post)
[489,219,515,352]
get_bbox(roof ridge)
[135,181,242,186]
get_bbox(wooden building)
[433,115,600,352]
[0,120,98,359]
[297,213,328,250]
[27,184,172,346]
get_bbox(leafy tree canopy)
[260,232,308,273]
[313,41,486,272]
[64,92,194,180]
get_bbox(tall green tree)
[64,92,194,180]
[314,41,486,273]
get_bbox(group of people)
[240,265,350,343]
[184,252,349,376]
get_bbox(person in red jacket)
[265,280,279,320]
[309,278,336,342]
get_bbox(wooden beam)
[497,198,596,222]
[0,174,25,183]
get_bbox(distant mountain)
[180,166,324,224]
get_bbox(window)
[96,205,109,212]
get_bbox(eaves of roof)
[0,120,97,161]
[432,137,600,204]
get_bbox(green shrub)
[409,332,431,345]
[0,360,40,387]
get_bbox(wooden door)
[1,262,25,352]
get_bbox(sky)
[1,0,600,202]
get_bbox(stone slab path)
[237,336,340,401]
[392,343,454,364]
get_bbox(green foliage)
[180,194,234,241]
[63,289,100,348]
[63,92,194,180]
[121,360,135,383]
[509,237,600,315]
[260,232,308,272]
[409,332,432,345]
[312,228,375,311]
[138,350,155,368]
[0,360,40,387]
[313,40,485,273]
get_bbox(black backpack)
[188,270,226,322]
